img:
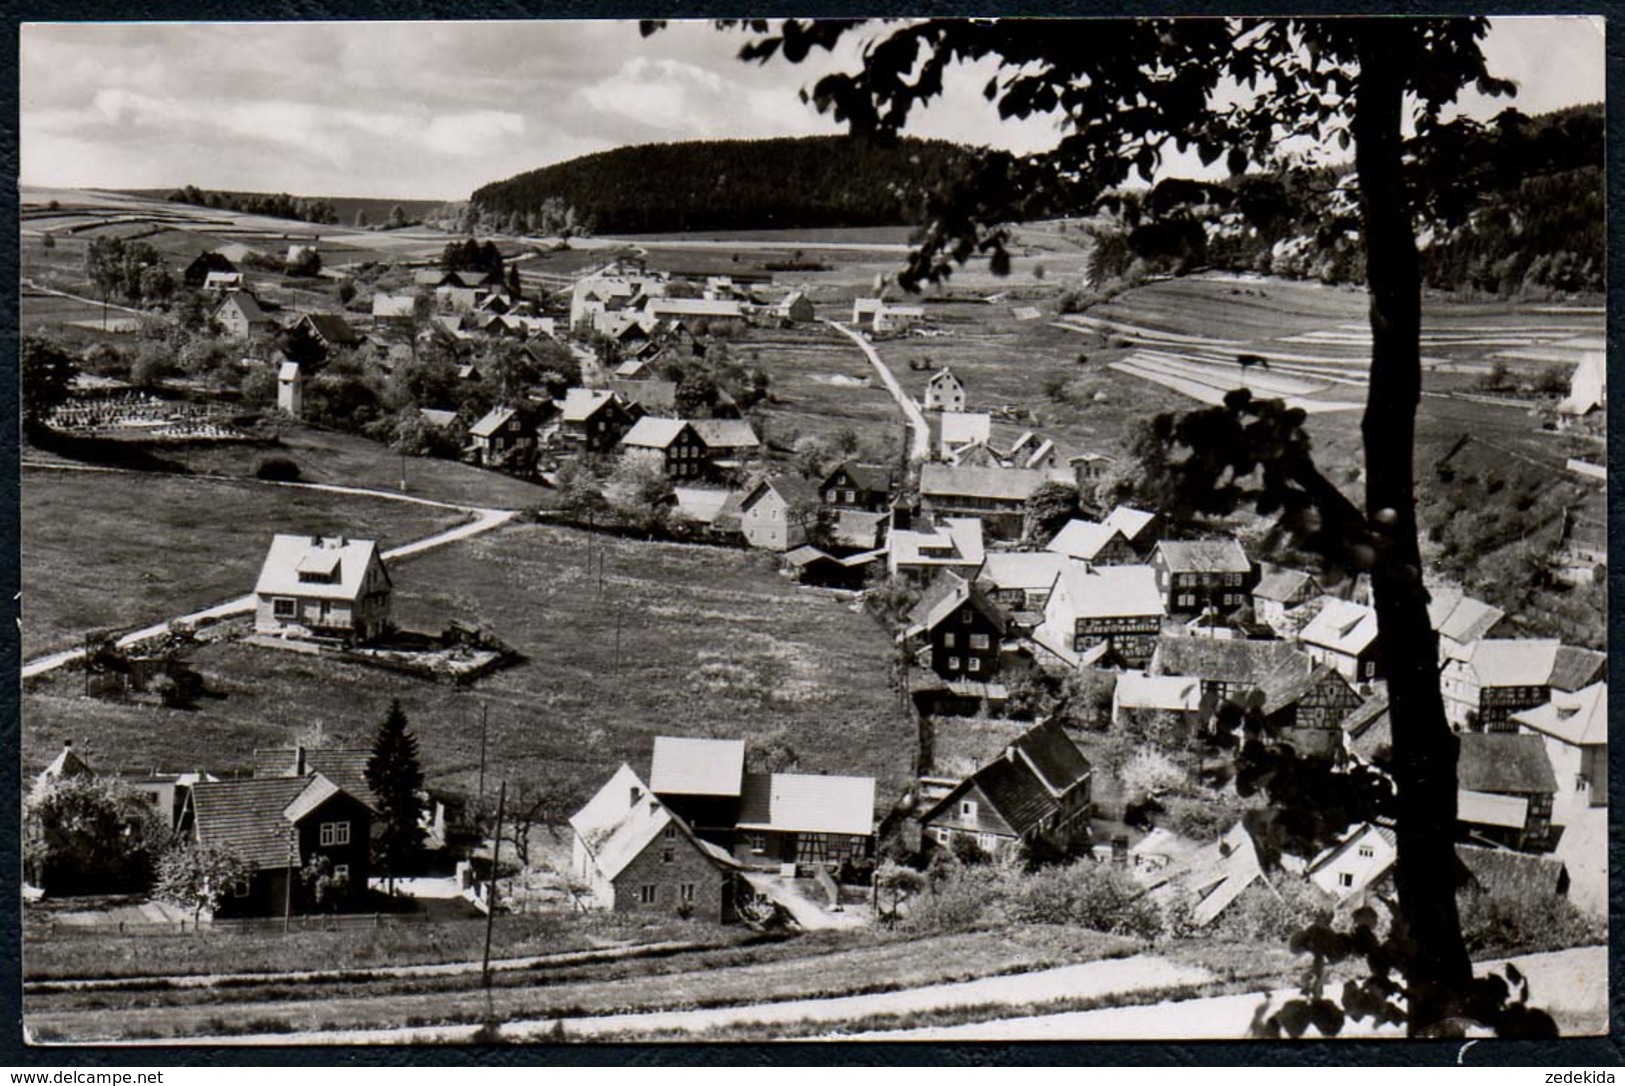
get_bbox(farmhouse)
[888,517,985,584]
[1251,569,1321,635]
[289,312,362,354]
[1149,636,1306,707]
[1150,538,1257,617]
[185,773,373,919]
[1305,822,1398,901]
[852,297,885,324]
[213,292,277,339]
[649,736,747,845]
[1427,590,1508,662]
[819,461,895,512]
[1111,670,1205,731]
[919,720,1092,862]
[938,411,993,460]
[619,417,708,480]
[1070,453,1116,488]
[557,388,640,454]
[1511,682,1606,809]
[372,292,417,320]
[873,304,925,334]
[201,270,244,294]
[1046,520,1137,565]
[734,771,875,871]
[183,251,239,288]
[468,404,538,468]
[646,297,748,328]
[690,419,762,476]
[1297,597,1382,686]
[918,463,1052,540]
[1101,505,1162,556]
[1034,563,1165,668]
[568,765,738,922]
[905,572,1011,682]
[738,474,820,552]
[783,545,882,590]
[976,550,1070,618]
[1253,660,1364,760]
[254,535,392,643]
[1456,732,1558,852]
[923,367,966,412]
[775,290,814,323]
[1439,639,1606,732]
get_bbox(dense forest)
[469,135,976,235]
[1088,104,1604,297]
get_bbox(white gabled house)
[923,367,966,413]
[254,535,392,643]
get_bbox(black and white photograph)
[14,15,1610,1048]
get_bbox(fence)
[28,911,475,940]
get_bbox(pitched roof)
[1114,670,1203,713]
[977,550,1070,593]
[1457,733,1558,795]
[372,293,416,318]
[649,737,746,798]
[191,774,362,870]
[939,412,992,448]
[217,292,270,323]
[1467,639,1561,688]
[647,297,746,318]
[1298,597,1379,657]
[691,419,760,450]
[927,367,962,389]
[822,460,895,494]
[832,509,887,550]
[1009,719,1092,796]
[606,379,676,414]
[1155,538,1252,574]
[1256,661,1345,717]
[254,535,387,603]
[419,408,458,429]
[35,743,94,791]
[1456,843,1569,898]
[1181,822,1264,927]
[890,517,985,568]
[1253,569,1317,603]
[920,463,1051,503]
[1458,789,1529,829]
[742,473,819,512]
[1047,520,1128,562]
[1428,592,1506,646]
[277,361,301,382]
[1050,563,1165,620]
[470,405,522,438]
[567,765,731,881]
[1511,682,1607,747]
[1548,645,1606,693]
[1340,693,1392,762]
[907,573,1008,636]
[251,747,378,809]
[620,416,692,450]
[1102,505,1157,542]
[301,313,361,345]
[1152,636,1306,685]
[736,771,876,836]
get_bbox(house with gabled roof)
[775,290,814,323]
[290,312,362,354]
[1340,692,1392,767]
[649,736,747,845]
[372,292,418,320]
[1440,638,1606,733]
[1046,519,1136,565]
[557,387,641,454]
[1151,538,1256,616]
[1070,452,1116,489]
[852,297,885,324]
[1427,591,1508,662]
[690,419,762,476]
[923,367,965,413]
[738,474,820,552]
[904,571,1011,682]
[1148,636,1306,707]
[276,360,304,417]
[185,772,373,918]
[919,463,1054,540]
[976,550,1070,620]
[619,417,708,480]
[1297,597,1382,685]
[819,461,895,513]
[213,291,277,340]
[888,516,985,584]
[1102,505,1161,556]
[469,404,538,468]
[1512,682,1606,809]
[254,535,392,642]
[1111,670,1205,731]
[569,765,739,921]
[919,720,1092,861]
[1252,569,1321,635]
[1306,822,1398,901]
[1164,821,1266,927]
[604,378,677,418]
[202,270,244,294]
[1457,732,1558,852]
[734,771,875,871]
[1034,563,1164,668]
[184,250,239,288]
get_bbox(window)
[947,656,960,672]
[661,848,675,864]
[968,657,982,673]
[1358,846,1375,859]
[960,800,977,820]
[664,826,677,839]
[943,632,956,649]
[273,598,297,618]
[319,821,350,847]
[749,833,767,854]
[969,634,990,650]
[232,878,250,898]
[639,885,657,905]
[333,864,350,883]
[827,489,839,503]
[1338,872,1354,888]
[961,609,973,624]
[845,490,856,503]
[978,834,999,852]
[1179,594,1196,608]
[931,827,950,845]
[680,883,696,903]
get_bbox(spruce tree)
[366,699,426,891]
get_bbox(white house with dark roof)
[213,291,276,339]
[1252,568,1321,635]
[1102,505,1161,555]
[1046,520,1137,565]
[1441,639,1606,733]
[976,550,1071,617]
[1297,597,1382,685]
[738,474,820,552]
[923,367,966,413]
[1034,563,1165,668]
[1305,822,1398,901]
[254,535,392,642]
[919,462,1056,540]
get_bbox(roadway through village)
[823,318,931,461]
[18,461,519,680]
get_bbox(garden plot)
[1109,351,1365,413]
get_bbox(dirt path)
[90,954,1210,1046]
[20,461,519,679]
[823,319,931,461]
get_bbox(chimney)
[630,785,642,805]
[294,745,307,776]
[62,739,73,750]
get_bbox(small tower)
[277,360,304,418]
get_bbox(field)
[23,520,914,812]
[740,323,912,456]
[19,466,464,659]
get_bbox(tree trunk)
[1352,30,1472,1034]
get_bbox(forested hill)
[469,135,976,235]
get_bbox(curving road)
[823,319,930,462]
[20,463,518,680]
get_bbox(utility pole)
[614,606,623,676]
[481,780,506,992]
[476,702,489,825]
[283,824,296,934]
[399,449,408,494]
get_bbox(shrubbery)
[255,456,302,482]
[1458,890,1604,958]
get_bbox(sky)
[19,16,1607,201]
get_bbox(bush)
[1008,861,1164,940]
[1208,877,1331,944]
[1458,890,1604,958]
[904,873,993,933]
[255,456,302,482]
